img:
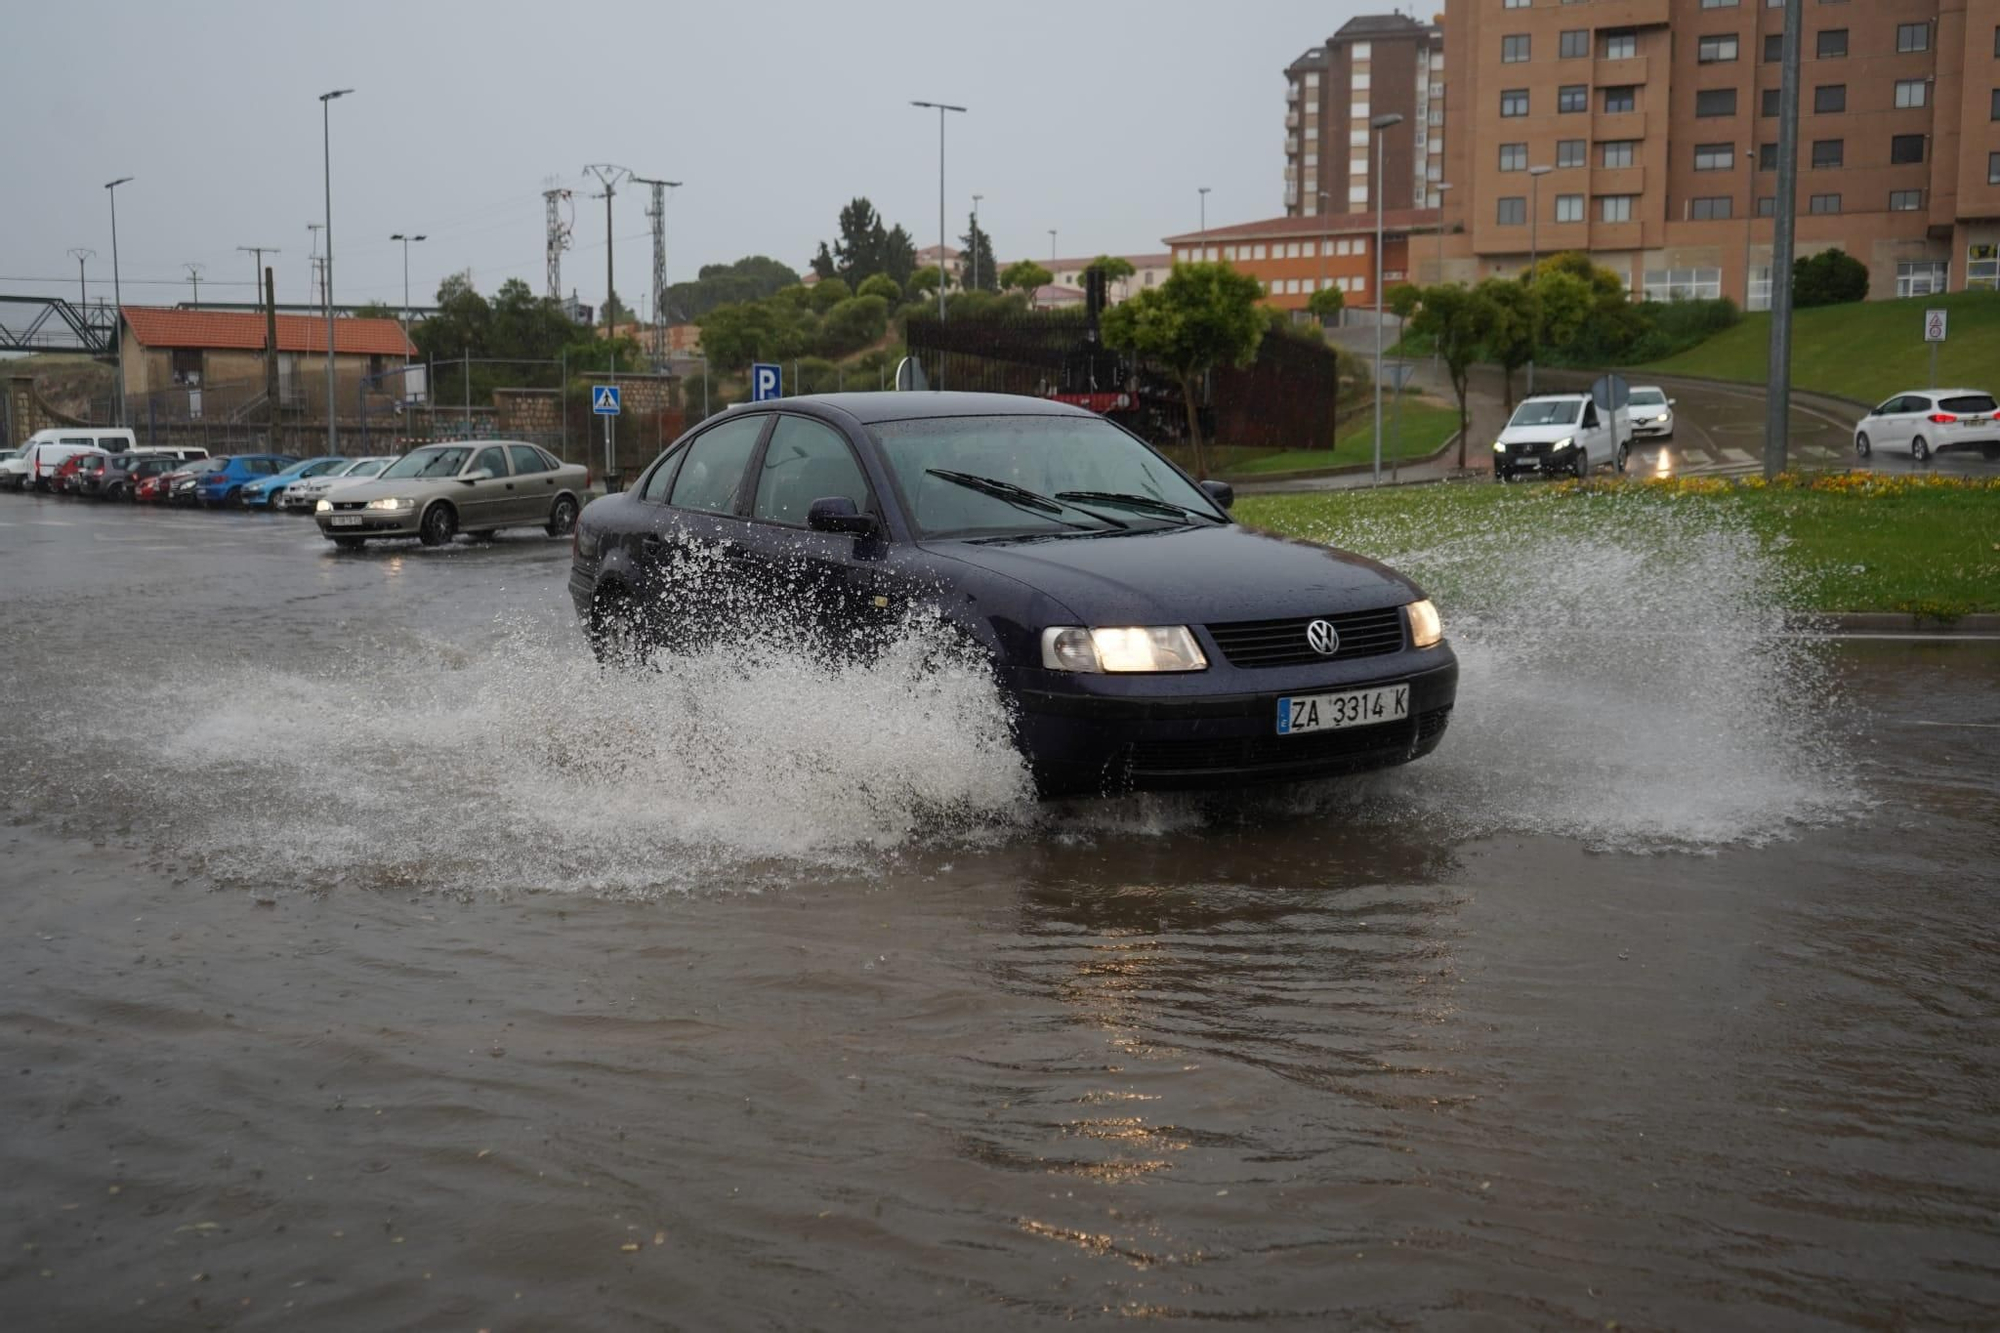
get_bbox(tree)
[907,267,944,299]
[829,197,886,282]
[1305,286,1345,324]
[1474,273,1592,410]
[666,256,800,322]
[881,224,918,287]
[959,213,1000,292]
[999,260,1052,302]
[354,301,398,321]
[1400,283,1497,471]
[808,277,852,313]
[857,273,901,304]
[1100,261,1267,479]
[1530,251,1647,362]
[810,242,838,283]
[1793,248,1868,307]
[816,295,889,358]
[1084,254,1136,282]
[601,291,634,327]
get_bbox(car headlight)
[1493,441,1508,453]
[315,499,333,513]
[1040,626,1208,673]
[1551,436,1575,451]
[364,496,416,511]
[1406,598,1443,649]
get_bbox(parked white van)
[11,428,139,491]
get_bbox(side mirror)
[1199,479,1235,510]
[807,496,879,536]
[1667,398,1677,407]
[459,469,492,483]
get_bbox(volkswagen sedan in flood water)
[569,392,1457,796]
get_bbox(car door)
[507,444,558,525]
[628,413,771,634]
[740,414,886,646]
[1883,396,1925,451]
[459,444,514,531]
[1577,400,1604,468]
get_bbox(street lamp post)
[103,177,132,426]
[1526,164,1553,397]
[1198,186,1211,250]
[1432,182,1453,372]
[1370,112,1404,487]
[67,248,94,311]
[390,233,426,337]
[910,100,966,325]
[1048,229,1057,263]
[319,88,353,454]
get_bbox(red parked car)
[52,451,107,495]
[137,457,223,503]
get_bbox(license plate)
[329,515,362,527]
[1277,683,1409,735]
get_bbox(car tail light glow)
[1928,413,1958,425]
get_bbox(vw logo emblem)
[1304,618,1340,656]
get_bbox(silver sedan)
[314,440,588,548]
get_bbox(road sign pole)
[1930,340,1937,390]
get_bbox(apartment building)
[1439,0,2000,304]
[1162,210,1436,314]
[1283,14,1447,218]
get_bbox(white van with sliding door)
[12,428,139,491]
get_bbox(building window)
[1499,142,1527,171]
[1763,34,1782,62]
[1555,194,1584,222]
[1503,0,1528,7]
[1817,29,1846,58]
[1694,143,1735,170]
[1643,268,1723,300]
[1604,30,1636,59]
[1758,196,1776,216]
[1894,80,1927,110]
[1896,261,1947,297]
[1599,195,1635,222]
[1603,86,1636,113]
[1762,88,1780,117]
[1698,34,1739,63]
[1501,88,1528,116]
[1890,134,1926,165]
[1353,73,1371,91]
[1557,84,1586,113]
[1502,34,1530,62]
[1992,152,2000,185]
[1970,243,2000,289]
[1497,197,1526,225]
[1814,85,1845,113]
[1690,196,1733,220]
[1696,88,1738,117]
[1556,138,1586,168]
[1809,193,1842,214]
[1748,265,1772,312]
[1889,189,1922,212]
[1601,140,1636,168]
[1992,89,2000,121]
[1254,244,1268,259]
[1352,42,1371,59]
[1811,138,1843,168]
[1758,142,1778,171]
[1560,30,1588,58]
[170,348,202,386]
[1700,0,1739,7]
[1896,22,1929,53]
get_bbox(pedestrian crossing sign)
[592,384,622,415]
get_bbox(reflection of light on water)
[1655,447,1673,476]
[381,555,405,579]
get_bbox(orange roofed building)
[118,307,416,414]
[1161,208,1440,315]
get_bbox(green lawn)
[1236,478,2000,618]
[1638,291,2000,405]
[1224,400,1461,476]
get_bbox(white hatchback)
[1627,385,1676,439]
[1855,389,2000,461]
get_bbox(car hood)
[329,477,466,504]
[926,522,1421,625]
[1496,422,1585,445]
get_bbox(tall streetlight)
[390,233,426,335]
[1048,228,1057,263]
[67,248,94,310]
[970,193,983,291]
[910,100,966,324]
[103,177,132,425]
[1370,112,1404,487]
[319,88,353,454]
[1765,0,1803,479]
[1525,163,1553,396]
[1198,186,1211,249]
[1432,182,1453,373]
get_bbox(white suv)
[1855,389,2000,461]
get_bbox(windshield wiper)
[1054,490,1223,524]
[924,470,1127,530]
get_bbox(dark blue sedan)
[569,393,1456,796]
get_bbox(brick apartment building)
[1161,211,1436,315]
[1284,14,1447,218]
[1438,0,2000,304]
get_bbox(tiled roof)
[1162,208,1440,246]
[1030,253,1177,273]
[122,307,416,357]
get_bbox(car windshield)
[872,415,1226,537]
[380,446,471,480]
[1629,389,1666,406]
[1508,400,1582,427]
[348,459,391,477]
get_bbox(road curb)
[1819,612,2000,634]
[1220,430,1464,485]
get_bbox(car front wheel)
[546,494,579,537]
[418,501,457,547]
[1615,441,1629,473]
[1574,450,1591,481]
[1912,435,1930,462]
[1856,432,1871,458]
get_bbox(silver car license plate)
[329,515,362,527]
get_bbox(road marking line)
[1910,720,2000,728]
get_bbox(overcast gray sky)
[2,0,1397,315]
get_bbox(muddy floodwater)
[2,499,1996,1331]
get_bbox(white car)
[1627,385,1675,439]
[0,446,28,492]
[279,455,397,512]
[16,428,138,492]
[1854,389,2000,461]
[1492,393,1633,481]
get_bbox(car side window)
[669,416,766,514]
[509,445,548,475]
[1582,403,1599,428]
[1899,397,1929,415]
[471,446,509,477]
[639,444,686,502]
[751,417,870,527]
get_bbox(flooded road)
[2,499,1996,1330]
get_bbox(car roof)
[1516,393,1588,403]
[732,391,1093,427]
[1892,387,1991,397]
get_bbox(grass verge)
[1236,474,2000,618]
[1225,400,1461,476]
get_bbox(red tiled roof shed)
[121,307,415,357]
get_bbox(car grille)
[329,499,368,511]
[1205,606,1405,669]
[1118,705,1452,777]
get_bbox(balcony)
[1286,111,1299,128]
[1592,164,1647,197]
[1588,220,1645,251]
[1592,54,1651,87]
[1582,0,1669,29]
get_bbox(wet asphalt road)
[1,497,1997,1331]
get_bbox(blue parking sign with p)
[751,363,782,402]
[592,384,621,415]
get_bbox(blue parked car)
[194,455,298,507]
[241,456,348,510]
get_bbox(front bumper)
[1010,648,1459,793]
[316,507,420,538]
[1632,418,1672,437]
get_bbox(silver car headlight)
[1551,436,1575,451]
[315,499,333,513]
[1406,598,1443,649]
[1041,626,1208,673]
[1493,441,1508,453]
[364,496,416,511]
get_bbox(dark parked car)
[569,393,1457,795]
[100,454,182,501]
